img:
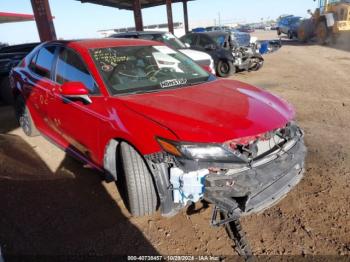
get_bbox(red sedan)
[10,39,306,217]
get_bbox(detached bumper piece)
[211,206,252,259]
[204,135,306,215]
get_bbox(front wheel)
[14,95,39,137]
[288,31,293,40]
[316,22,329,45]
[119,142,158,216]
[216,60,234,78]
[298,26,309,43]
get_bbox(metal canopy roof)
[77,0,192,10]
[0,12,34,24]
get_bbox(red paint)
[0,12,35,23]
[11,39,295,171]
[61,82,89,96]
[201,65,215,75]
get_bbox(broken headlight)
[156,137,246,163]
[181,144,234,160]
[156,122,301,163]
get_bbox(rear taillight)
[201,65,216,75]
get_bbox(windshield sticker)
[154,45,177,55]
[92,49,128,67]
[160,78,187,89]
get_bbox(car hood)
[118,79,295,143]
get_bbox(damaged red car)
[10,39,306,219]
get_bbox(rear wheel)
[14,95,39,137]
[119,142,157,216]
[298,20,313,43]
[0,77,14,105]
[316,22,329,45]
[277,29,281,36]
[288,31,293,39]
[216,60,234,78]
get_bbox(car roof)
[114,31,167,36]
[193,31,228,37]
[45,38,163,50]
[281,15,301,20]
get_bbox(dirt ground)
[0,30,349,258]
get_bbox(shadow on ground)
[0,103,18,134]
[0,111,158,256]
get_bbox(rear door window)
[55,47,99,95]
[198,35,214,47]
[31,46,56,79]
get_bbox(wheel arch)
[218,50,235,63]
[103,137,161,212]
[103,137,159,182]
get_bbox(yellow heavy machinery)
[298,0,350,44]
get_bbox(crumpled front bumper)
[203,134,307,215]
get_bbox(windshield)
[153,33,186,49]
[90,45,212,95]
[291,17,301,23]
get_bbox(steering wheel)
[145,65,159,77]
[147,67,176,81]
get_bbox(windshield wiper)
[187,76,215,86]
[127,89,162,95]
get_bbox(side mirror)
[204,44,216,50]
[60,82,92,104]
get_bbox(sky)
[0,0,317,44]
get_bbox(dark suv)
[277,16,302,39]
[180,32,236,77]
[0,43,39,104]
[180,32,264,77]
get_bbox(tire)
[119,142,157,216]
[298,28,307,42]
[216,60,234,78]
[0,76,14,105]
[331,34,338,45]
[277,29,281,36]
[316,22,329,45]
[288,31,293,40]
[298,21,311,43]
[14,95,40,137]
